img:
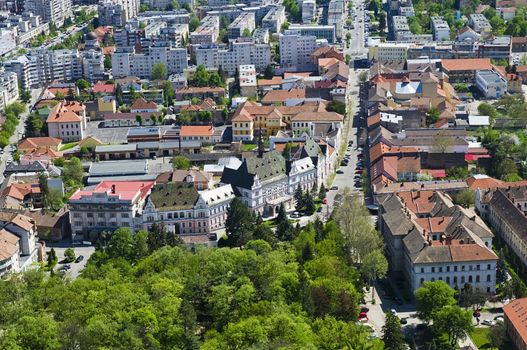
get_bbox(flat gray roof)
[89,159,149,176]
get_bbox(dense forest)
[0,198,383,349]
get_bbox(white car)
[482,319,495,326]
[390,309,398,317]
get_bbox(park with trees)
[0,192,386,349]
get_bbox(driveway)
[50,245,95,279]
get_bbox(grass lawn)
[59,142,78,151]
[470,328,497,350]
[242,143,256,152]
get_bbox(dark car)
[317,206,323,213]
[360,306,369,313]
[331,186,338,190]
[75,255,84,263]
[337,170,344,174]
[400,318,408,325]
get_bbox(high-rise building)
[24,0,73,26]
[98,0,139,27]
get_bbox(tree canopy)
[0,220,381,349]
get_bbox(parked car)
[390,309,398,317]
[400,318,408,325]
[331,186,338,190]
[337,170,344,174]
[75,255,84,263]
[495,316,504,323]
[360,306,369,313]
[322,198,328,204]
[482,319,495,326]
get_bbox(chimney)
[445,235,452,245]
[111,184,116,194]
[470,215,476,221]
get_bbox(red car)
[322,198,328,204]
[359,311,368,318]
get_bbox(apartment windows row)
[419,264,493,273]
[420,274,492,285]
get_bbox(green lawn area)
[471,328,497,350]
[242,143,256,151]
[59,142,78,151]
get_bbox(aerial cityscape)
[1,0,527,348]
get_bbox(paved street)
[49,245,95,279]
[0,88,42,185]
[345,0,368,58]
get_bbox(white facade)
[0,71,19,112]
[327,0,345,39]
[82,50,105,83]
[262,6,285,33]
[228,12,255,39]
[4,49,83,89]
[279,30,318,68]
[142,184,235,235]
[469,13,491,33]
[195,39,271,75]
[0,28,16,56]
[112,46,188,78]
[302,0,316,24]
[431,16,450,41]
[369,42,411,61]
[409,259,497,293]
[476,70,507,99]
[190,15,219,45]
[24,0,73,26]
[287,157,317,193]
[98,0,139,27]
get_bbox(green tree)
[152,62,167,80]
[362,249,388,300]
[496,248,508,285]
[488,322,506,349]
[106,227,134,260]
[134,230,150,260]
[433,305,474,348]
[104,55,112,70]
[5,101,27,116]
[47,189,64,211]
[76,79,90,90]
[478,102,498,120]
[19,89,31,103]
[326,101,346,115]
[47,248,57,269]
[303,191,316,215]
[294,185,305,211]
[63,157,84,186]
[170,155,190,170]
[192,65,210,87]
[163,81,175,106]
[115,83,123,105]
[452,189,475,208]
[64,247,76,262]
[426,108,440,125]
[17,315,60,350]
[382,312,406,350]
[318,184,327,201]
[189,14,200,32]
[242,28,252,37]
[415,281,456,322]
[135,114,143,126]
[221,197,255,247]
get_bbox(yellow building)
[97,96,116,114]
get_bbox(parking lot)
[50,245,95,279]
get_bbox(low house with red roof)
[1,183,42,210]
[130,97,159,113]
[46,101,87,142]
[18,137,62,153]
[261,89,306,105]
[20,148,63,166]
[68,181,155,241]
[179,125,216,143]
[441,58,493,83]
[91,81,115,95]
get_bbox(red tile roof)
[261,89,306,103]
[91,81,115,94]
[130,97,158,111]
[504,298,527,346]
[18,137,61,151]
[441,58,492,72]
[69,181,154,202]
[47,101,85,123]
[180,125,214,137]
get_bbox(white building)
[262,6,285,33]
[302,0,316,24]
[69,181,155,241]
[82,50,105,83]
[288,24,336,43]
[469,13,492,33]
[190,15,219,45]
[4,49,83,90]
[195,38,271,75]
[47,101,87,142]
[112,45,188,78]
[24,0,73,26]
[476,70,507,99]
[368,42,412,61]
[431,16,450,41]
[98,0,139,27]
[228,12,255,39]
[287,156,317,193]
[279,30,320,69]
[0,28,17,56]
[142,183,234,235]
[0,213,39,276]
[327,0,345,40]
[0,71,19,111]
[391,16,411,41]
[239,64,257,97]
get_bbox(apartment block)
[190,15,219,45]
[112,45,188,78]
[195,38,271,74]
[391,16,411,41]
[24,0,73,26]
[327,0,345,39]
[431,16,450,41]
[279,30,321,68]
[228,12,255,39]
[261,5,285,33]
[368,42,412,61]
[476,70,507,99]
[302,0,316,24]
[288,24,336,43]
[239,64,257,97]
[69,181,155,241]
[0,71,18,111]
[5,49,83,89]
[98,0,139,27]
[469,13,491,33]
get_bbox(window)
[122,213,129,218]
[487,264,491,270]
[446,266,450,272]
[453,276,457,284]
[446,277,450,284]
[439,267,442,273]
[420,278,424,284]
[476,275,480,283]
[431,267,435,273]
[477,265,480,270]
[461,265,465,271]
[454,266,458,272]
[461,276,465,284]
[487,274,491,282]
[468,275,473,283]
